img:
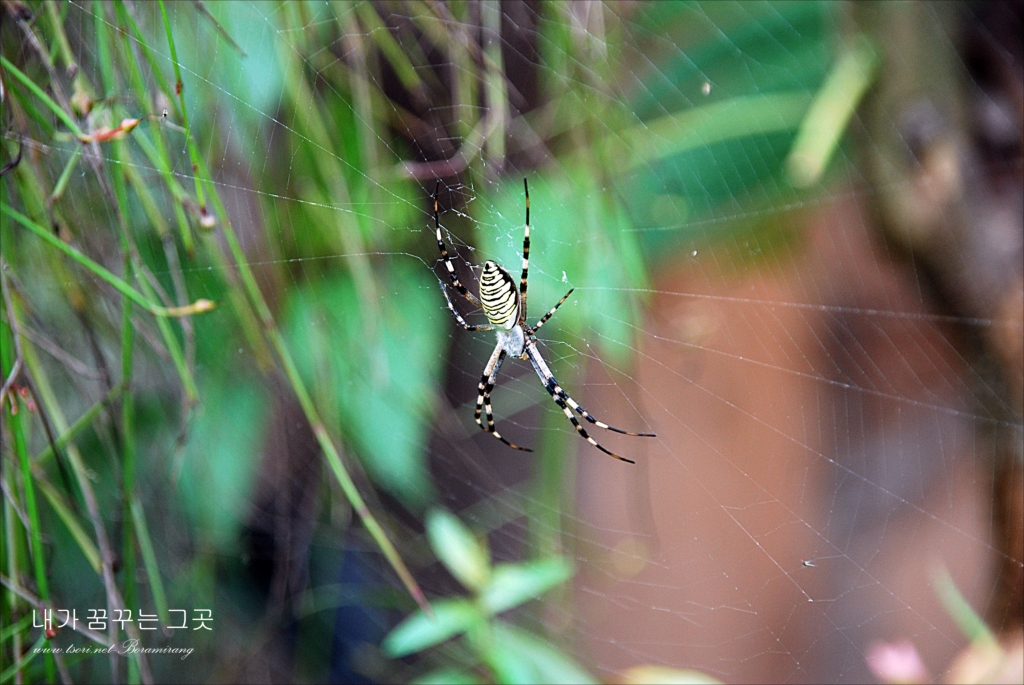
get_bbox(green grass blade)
[932,566,998,647]
[48,146,81,205]
[131,497,169,625]
[35,476,101,574]
[0,630,47,684]
[33,381,124,465]
[0,615,32,644]
[136,268,198,402]
[11,398,50,602]
[157,0,207,211]
[44,1,77,75]
[614,91,812,171]
[355,3,425,94]
[0,56,84,139]
[0,204,214,318]
[195,150,432,616]
[786,35,878,187]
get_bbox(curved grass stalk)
[0,204,215,319]
[34,475,101,574]
[193,151,432,617]
[157,0,207,216]
[0,56,84,139]
[19,339,154,683]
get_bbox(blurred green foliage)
[382,509,589,684]
[284,262,446,507]
[1,1,847,682]
[178,377,267,550]
[619,1,836,257]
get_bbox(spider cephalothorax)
[433,179,655,463]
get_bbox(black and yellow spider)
[433,179,655,463]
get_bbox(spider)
[433,179,656,463]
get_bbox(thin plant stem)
[157,0,208,215]
[193,151,433,617]
[0,204,215,319]
[0,56,83,139]
[20,341,154,684]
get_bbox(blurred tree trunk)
[853,0,1023,636]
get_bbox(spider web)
[4,2,1021,684]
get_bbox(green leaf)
[426,508,491,592]
[786,35,879,187]
[382,598,483,658]
[627,2,832,121]
[932,566,998,647]
[615,2,837,263]
[283,261,445,506]
[178,377,265,549]
[485,646,540,684]
[0,630,46,684]
[487,624,597,685]
[480,558,573,615]
[0,205,213,320]
[411,669,482,685]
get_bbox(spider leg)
[528,288,574,335]
[434,182,483,308]
[525,340,649,464]
[439,280,494,332]
[526,340,655,438]
[475,345,532,452]
[518,178,531,325]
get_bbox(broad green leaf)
[411,669,482,685]
[613,92,812,171]
[489,624,597,685]
[179,377,265,549]
[283,261,445,506]
[426,509,491,592]
[614,2,836,263]
[480,558,573,615]
[382,599,483,658]
[628,2,831,120]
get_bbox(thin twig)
[19,350,154,683]
[53,648,73,685]
[0,137,23,176]
[0,263,24,404]
[191,1,247,57]
[138,259,197,375]
[22,373,81,514]
[399,111,495,180]
[160,234,196,372]
[0,573,113,647]
[14,6,71,110]
[17,326,104,381]
[4,268,84,504]
[0,473,32,531]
